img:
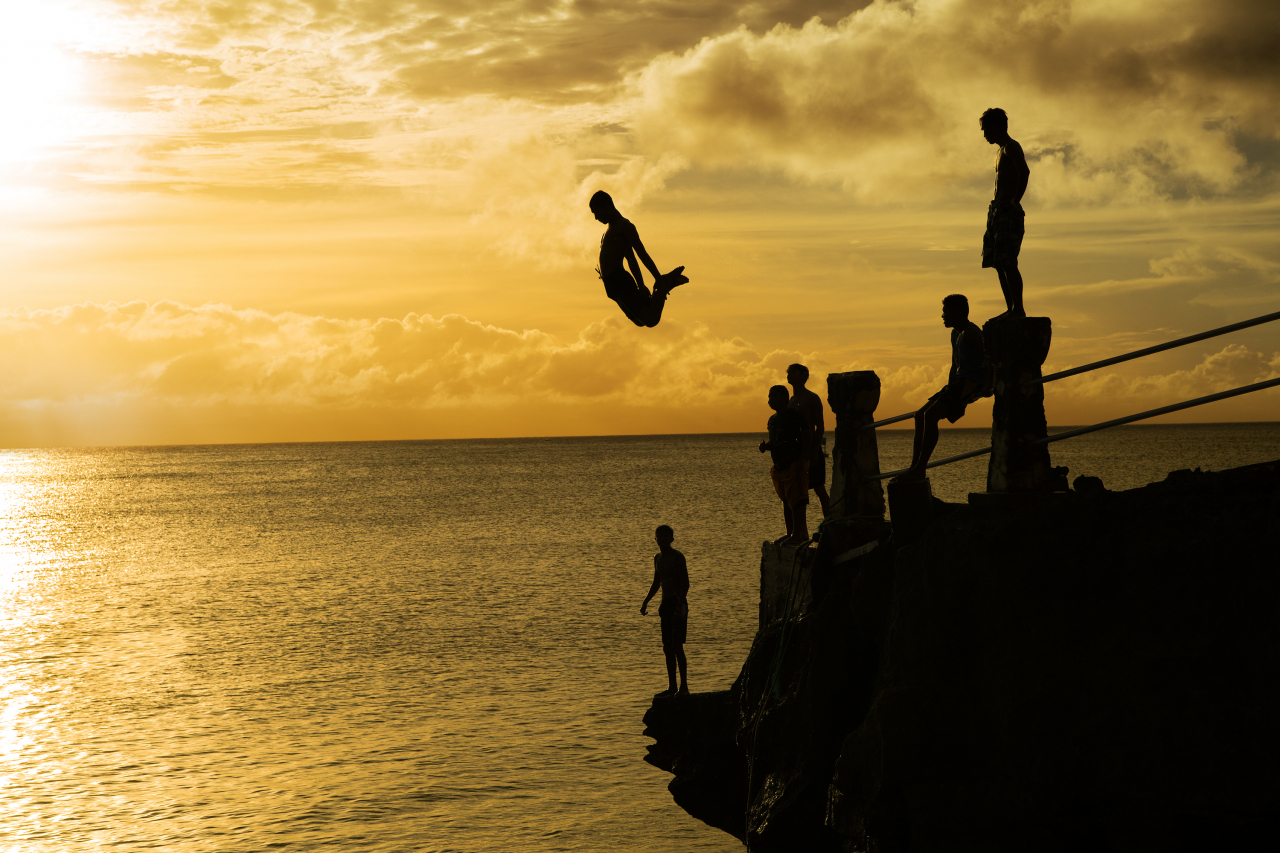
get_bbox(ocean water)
[0,424,1278,852]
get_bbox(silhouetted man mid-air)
[893,294,988,483]
[590,191,688,328]
[640,524,689,698]
[980,108,1029,317]
[760,385,811,545]
[786,363,830,517]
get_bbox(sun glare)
[0,6,88,165]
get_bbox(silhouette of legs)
[783,499,809,545]
[894,398,949,482]
[982,201,1025,316]
[657,600,689,697]
[809,457,831,517]
[601,267,687,328]
[662,645,688,697]
[996,263,1025,317]
[771,459,810,544]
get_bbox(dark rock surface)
[644,460,1280,851]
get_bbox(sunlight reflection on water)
[0,425,1274,851]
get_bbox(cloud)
[634,0,1280,204]
[1049,343,1280,423]
[1035,244,1280,299]
[0,300,813,410]
[27,0,1277,279]
[0,300,1274,446]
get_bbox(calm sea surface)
[1,424,1278,852]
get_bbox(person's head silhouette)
[942,293,970,327]
[980,108,1009,145]
[589,190,618,223]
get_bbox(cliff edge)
[643,460,1280,852]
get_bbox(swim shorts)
[600,268,654,327]
[659,599,688,648]
[929,380,977,424]
[981,201,1024,269]
[770,460,809,507]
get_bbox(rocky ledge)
[643,460,1280,852]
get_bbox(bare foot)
[773,534,791,545]
[654,688,677,699]
[676,686,690,698]
[655,266,688,295]
[890,469,926,485]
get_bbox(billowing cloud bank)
[0,301,1275,446]
[636,0,1280,204]
[48,0,1280,207]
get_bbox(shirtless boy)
[640,524,690,698]
[589,191,688,328]
[786,363,830,517]
[980,108,1030,318]
[759,385,811,545]
[893,295,987,482]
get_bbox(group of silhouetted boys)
[632,108,1029,698]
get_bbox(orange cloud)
[2,300,1273,448]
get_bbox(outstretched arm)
[640,560,661,615]
[624,245,646,289]
[630,227,662,281]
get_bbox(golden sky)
[1,0,1278,445]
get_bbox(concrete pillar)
[886,478,934,544]
[827,371,886,520]
[983,315,1056,492]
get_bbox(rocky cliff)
[643,460,1280,852]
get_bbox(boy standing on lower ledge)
[640,524,689,698]
[760,384,811,545]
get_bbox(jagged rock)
[643,691,747,840]
[1072,474,1107,496]
[645,460,1280,851]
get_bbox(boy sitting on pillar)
[894,295,989,482]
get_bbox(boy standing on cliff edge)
[760,385,811,545]
[640,524,689,699]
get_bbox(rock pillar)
[983,315,1055,492]
[827,371,886,520]
[886,478,934,544]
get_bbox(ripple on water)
[0,426,1276,851]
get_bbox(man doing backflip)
[980,108,1029,318]
[786,363,830,517]
[640,524,689,699]
[590,191,688,328]
[893,295,987,482]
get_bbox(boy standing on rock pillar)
[787,363,831,518]
[980,107,1030,318]
[760,385,811,545]
[640,525,690,699]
